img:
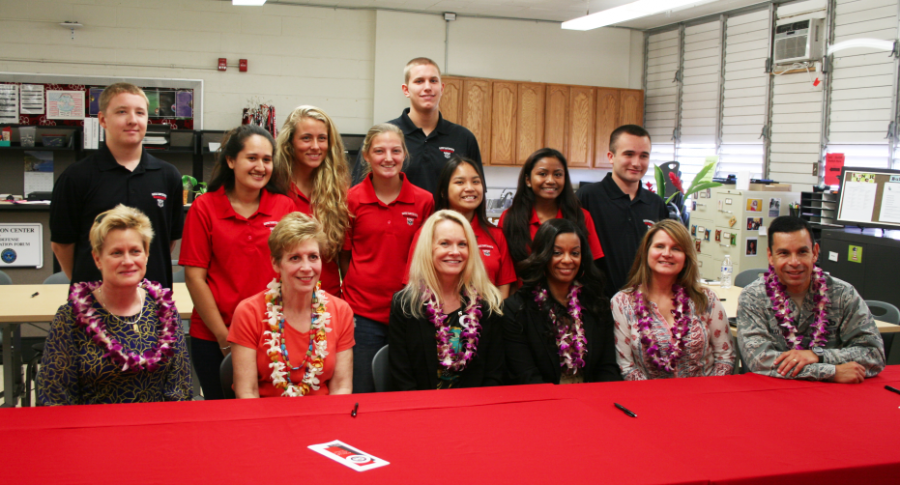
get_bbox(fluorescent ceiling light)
[562,0,717,31]
[233,0,266,6]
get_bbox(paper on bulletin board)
[824,153,844,186]
[878,183,900,223]
[24,151,53,195]
[839,177,877,223]
[47,90,85,120]
[0,223,43,268]
[20,84,44,115]
[0,84,18,123]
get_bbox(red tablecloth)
[3,367,899,484]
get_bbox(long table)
[0,283,193,407]
[1,366,898,484]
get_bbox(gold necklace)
[95,287,146,336]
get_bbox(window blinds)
[678,20,722,186]
[645,29,680,175]
[719,9,771,179]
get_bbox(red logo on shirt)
[263,221,278,231]
[479,243,493,257]
[402,211,419,226]
[152,192,167,208]
[439,147,455,159]
[643,219,656,227]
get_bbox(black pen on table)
[886,385,900,396]
[31,292,39,298]
[351,402,359,417]
[615,402,637,418]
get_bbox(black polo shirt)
[351,108,482,195]
[50,143,184,288]
[577,173,668,294]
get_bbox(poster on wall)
[768,198,781,217]
[88,87,104,116]
[24,151,53,195]
[0,223,44,268]
[176,90,193,117]
[20,84,44,115]
[747,217,762,231]
[47,90,85,120]
[746,199,762,212]
[0,84,18,123]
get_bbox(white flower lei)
[262,279,331,397]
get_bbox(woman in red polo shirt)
[275,105,349,296]
[180,125,295,400]
[341,123,434,394]
[404,156,517,298]
[499,148,604,273]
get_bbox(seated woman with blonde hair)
[389,210,505,390]
[37,204,191,405]
[612,220,735,380]
[228,212,354,397]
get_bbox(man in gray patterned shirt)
[737,216,884,382]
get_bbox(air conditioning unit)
[773,16,825,65]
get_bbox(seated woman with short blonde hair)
[37,204,192,405]
[228,212,354,397]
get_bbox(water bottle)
[720,255,733,289]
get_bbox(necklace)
[424,289,482,373]
[263,279,330,397]
[764,265,830,350]
[96,287,146,336]
[69,279,179,372]
[534,284,587,374]
[633,284,693,373]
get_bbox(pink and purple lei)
[69,279,179,373]
[534,284,587,374]
[633,284,692,373]
[424,290,483,373]
[764,265,829,349]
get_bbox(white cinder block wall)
[0,0,644,187]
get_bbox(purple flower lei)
[534,284,587,374]
[424,290,482,373]
[633,284,692,373]
[69,279,179,373]
[764,265,830,350]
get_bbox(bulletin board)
[836,167,900,230]
[0,72,204,129]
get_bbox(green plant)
[654,160,722,205]
[181,175,208,196]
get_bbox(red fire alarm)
[239,59,248,72]
[218,58,227,71]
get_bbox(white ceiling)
[264,0,770,30]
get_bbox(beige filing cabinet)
[689,184,800,280]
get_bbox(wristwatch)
[811,347,824,362]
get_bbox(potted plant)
[181,175,207,204]
[654,159,722,227]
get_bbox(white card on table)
[308,440,390,472]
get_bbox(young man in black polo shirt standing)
[577,125,668,295]
[50,83,183,288]
[351,57,481,195]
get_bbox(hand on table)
[775,349,817,377]
[832,362,865,384]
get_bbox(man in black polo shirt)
[50,83,183,288]
[351,57,481,194]
[577,125,668,295]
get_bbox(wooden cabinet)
[594,88,620,169]
[516,82,544,164]
[439,75,643,170]
[618,89,644,126]
[544,85,569,157]
[461,78,492,165]
[567,86,595,168]
[490,82,518,165]
[440,77,464,124]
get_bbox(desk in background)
[1,367,898,484]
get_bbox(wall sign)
[0,223,43,268]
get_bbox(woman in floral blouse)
[611,220,735,380]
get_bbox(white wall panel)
[646,30,681,168]
[679,20,722,184]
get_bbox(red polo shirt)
[403,216,517,287]
[343,174,434,323]
[498,207,604,259]
[289,183,342,296]
[180,187,296,342]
